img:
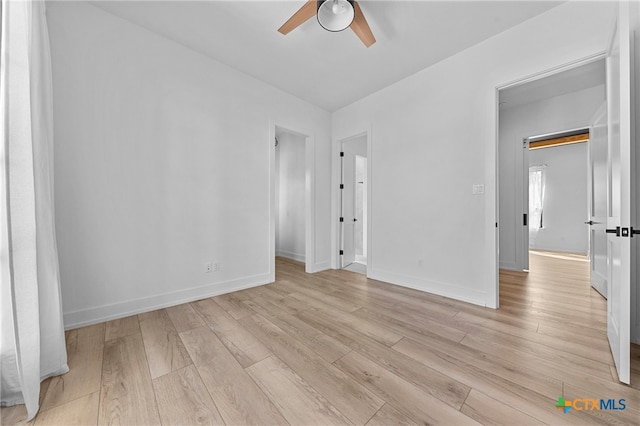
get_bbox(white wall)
[332,1,616,308]
[47,2,332,328]
[276,132,306,261]
[528,143,589,254]
[499,85,605,268]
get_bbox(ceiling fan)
[278,0,376,48]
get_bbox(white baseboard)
[499,261,519,271]
[63,273,272,330]
[368,268,488,308]
[276,250,305,263]
[355,255,367,263]
[274,250,329,273]
[307,260,331,273]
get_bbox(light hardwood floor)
[2,252,639,425]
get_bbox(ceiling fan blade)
[278,0,317,35]
[350,1,376,47]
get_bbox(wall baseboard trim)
[274,250,330,273]
[499,262,519,271]
[368,268,487,308]
[63,273,272,330]
[307,260,331,273]
[276,250,305,263]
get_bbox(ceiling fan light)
[317,0,355,32]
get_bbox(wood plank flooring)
[2,252,639,425]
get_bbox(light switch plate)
[472,184,485,194]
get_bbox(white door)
[341,150,356,267]
[588,103,608,298]
[605,5,632,385]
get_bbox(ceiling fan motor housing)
[317,0,355,32]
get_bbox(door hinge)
[339,250,344,255]
[339,217,344,222]
[523,213,528,226]
[340,184,344,189]
[340,152,344,157]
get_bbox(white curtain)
[529,165,546,231]
[1,0,68,420]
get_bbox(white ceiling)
[500,58,606,108]
[91,0,565,111]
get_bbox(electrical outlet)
[205,262,212,273]
[213,263,220,272]
[418,259,424,267]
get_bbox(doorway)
[524,127,592,273]
[339,134,368,274]
[275,129,306,262]
[497,58,612,361]
[495,8,637,386]
[498,58,606,274]
[270,124,315,278]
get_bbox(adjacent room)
[2,1,639,425]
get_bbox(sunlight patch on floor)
[529,249,589,262]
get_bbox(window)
[529,166,545,229]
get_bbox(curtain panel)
[529,165,546,231]
[1,0,68,420]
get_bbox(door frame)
[269,122,316,278]
[494,52,606,308]
[334,129,372,274]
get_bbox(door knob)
[584,220,594,225]
[605,227,621,236]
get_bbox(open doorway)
[271,124,315,277]
[497,58,612,364]
[524,127,593,281]
[339,134,368,274]
[275,129,306,262]
[496,8,637,387]
[521,126,597,303]
[498,58,605,275]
